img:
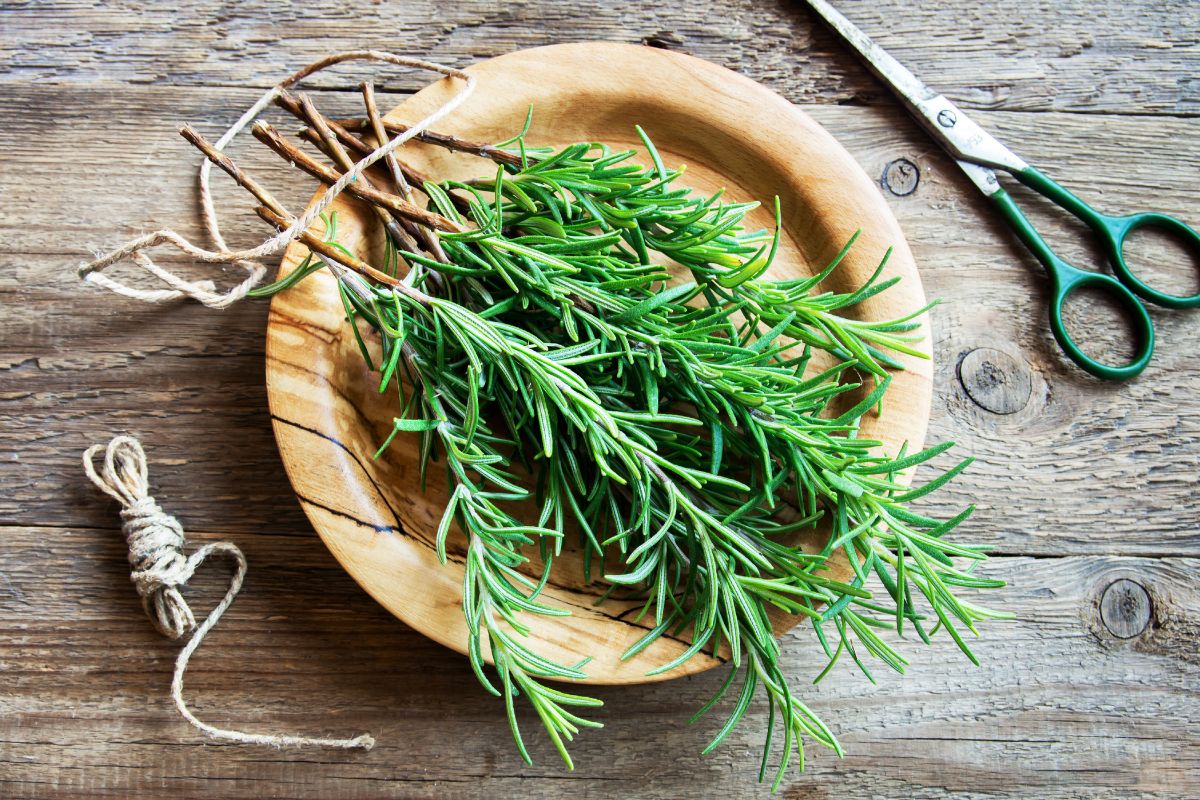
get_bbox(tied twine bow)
[83,435,374,751]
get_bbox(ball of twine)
[83,435,374,751]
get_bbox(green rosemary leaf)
[390,417,442,432]
[610,282,699,323]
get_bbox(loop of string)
[83,435,374,750]
[77,50,476,308]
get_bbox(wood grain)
[3,0,1197,115]
[2,1,1199,796]
[2,524,1197,797]
[265,42,931,683]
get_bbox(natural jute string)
[77,50,475,308]
[83,435,375,750]
[75,53,473,748]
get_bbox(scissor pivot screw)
[937,109,957,128]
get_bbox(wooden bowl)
[266,42,931,684]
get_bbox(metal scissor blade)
[956,159,1003,197]
[806,0,1028,175]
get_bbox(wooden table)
[3,1,1198,797]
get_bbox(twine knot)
[121,495,197,638]
[83,435,374,751]
[84,436,208,639]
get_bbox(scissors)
[806,0,1200,380]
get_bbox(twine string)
[77,50,476,309]
[74,51,472,750]
[83,435,374,750]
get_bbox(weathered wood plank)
[1,1,1197,115]
[2,525,1197,798]
[3,6,1199,796]
[2,83,1197,554]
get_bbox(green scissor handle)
[1013,167,1200,310]
[988,178,1155,381]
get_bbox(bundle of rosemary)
[178,86,1008,788]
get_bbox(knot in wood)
[1100,579,1153,639]
[642,31,684,50]
[881,158,920,197]
[958,347,1033,415]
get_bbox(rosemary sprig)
[184,108,1009,789]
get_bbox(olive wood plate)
[266,42,931,685]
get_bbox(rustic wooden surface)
[2,1,1198,797]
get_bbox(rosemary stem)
[251,206,385,284]
[361,81,450,264]
[297,93,423,256]
[250,121,464,233]
[275,89,438,191]
[179,125,291,219]
[334,116,523,167]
